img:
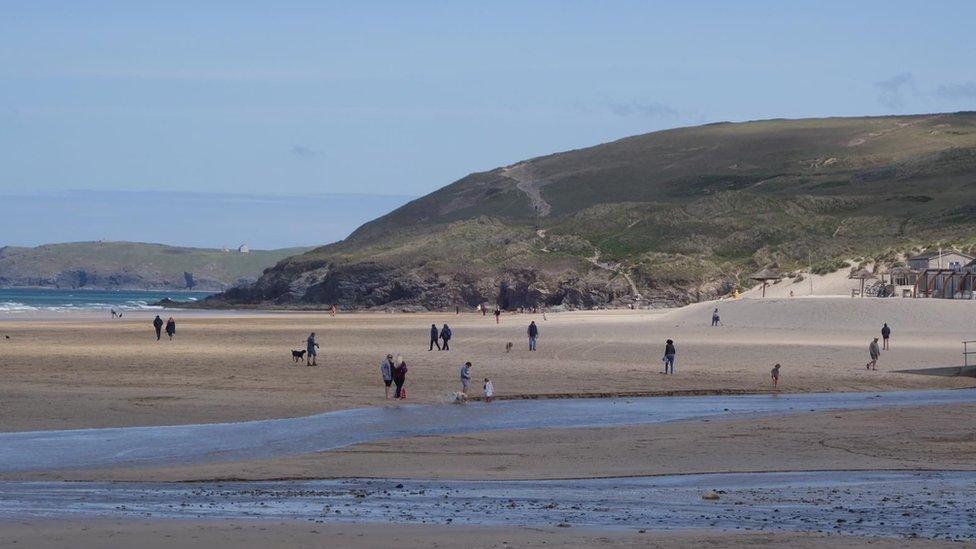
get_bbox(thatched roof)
[884,265,917,275]
[848,268,877,280]
[749,268,782,281]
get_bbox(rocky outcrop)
[205,261,647,311]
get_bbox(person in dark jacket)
[881,323,891,350]
[527,321,539,351]
[153,315,164,341]
[165,317,176,340]
[306,332,320,366]
[429,324,441,351]
[440,323,452,351]
[663,339,676,374]
[392,354,408,399]
[380,354,394,399]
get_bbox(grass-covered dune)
[212,113,976,309]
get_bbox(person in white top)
[483,378,494,403]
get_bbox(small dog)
[291,349,307,363]
[505,342,514,353]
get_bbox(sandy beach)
[2,297,975,546]
[1,297,973,432]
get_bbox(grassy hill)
[0,242,312,291]
[211,113,976,309]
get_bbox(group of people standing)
[380,353,409,399]
[459,361,493,402]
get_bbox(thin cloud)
[291,145,320,158]
[605,99,679,118]
[937,81,976,100]
[55,68,324,82]
[875,73,916,109]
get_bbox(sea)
[0,288,214,313]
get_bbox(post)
[808,252,813,295]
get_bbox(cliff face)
[206,113,976,310]
[0,242,312,291]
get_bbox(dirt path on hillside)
[501,162,552,216]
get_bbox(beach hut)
[749,267,782,298]
[881,266,918,297]
[848,268,876,298]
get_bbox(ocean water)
[0,288,214,313]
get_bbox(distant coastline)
[0,287,213,314]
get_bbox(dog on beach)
[452,391,468,404]
[505,342,514,353]
[291,349,307,363]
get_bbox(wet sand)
[0,520,963,549]
[1,298,973,432]
[22,403,975,482]
[2,472,974,539]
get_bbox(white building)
[238,244,250,254]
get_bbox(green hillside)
[211,113,976,309]
[0,242,312,291]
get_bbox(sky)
[1,1,975,246]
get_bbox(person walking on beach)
[392,354,408,399]
[662,339,676,374]
[380,353,395,399]
[483,377,494,402]
[527,320,539,351]
[440,323,452,351]
[494,308,501,324]
[306,332,320,366]
[165,317,176,340]
[330,304,337,318]
[866,337,881,370]
[771,363,781,387]
[881,323,891,350]
[111,309,118,319]
[711,308,720,327]
[459,361,472,398]
[429,324,441,351]
[152,315,164,341]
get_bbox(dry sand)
[0,520,965,549]
[0,298,973,432]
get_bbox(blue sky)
[1,1,975,244]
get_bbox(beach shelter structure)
[882,265,919,297]
[749,267,782,297]
[848,268,877,298]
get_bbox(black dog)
[291,349,307,363]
